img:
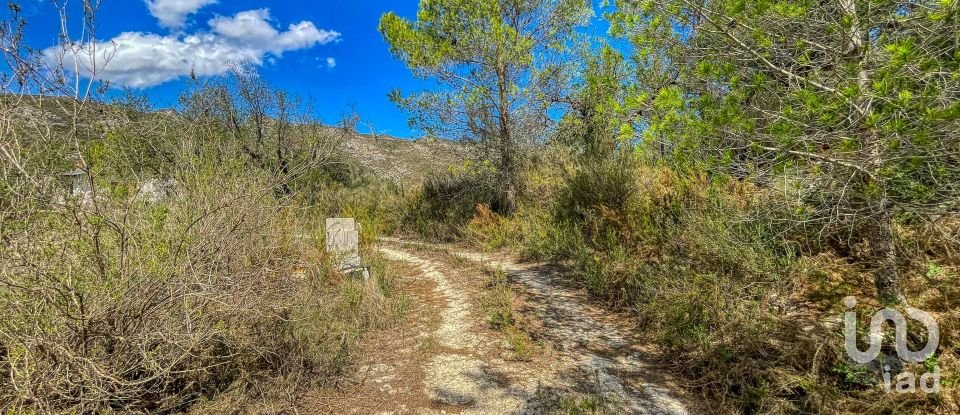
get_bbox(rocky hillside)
[333,130,465,185]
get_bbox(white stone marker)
[325,218,362,273]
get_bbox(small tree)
[379,0,591,214]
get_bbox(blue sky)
[5,1,610,138]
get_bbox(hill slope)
[333,130,466,185]
[3,94,466,185]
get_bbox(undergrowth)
[0,82,408,412]
[401,149,960,414]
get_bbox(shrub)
[0,148,402,414]
[400,164,502,241]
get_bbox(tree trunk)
[497,61,517,215]
[869,201,905,304]
[503,170,517,215]
[839,0,904,304]
[499,121,517,214]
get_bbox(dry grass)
[478,266,542,362]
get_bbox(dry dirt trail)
[308,238,699,414]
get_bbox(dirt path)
[364,238,697,414]
[378,247,541,413]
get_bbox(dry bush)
[0,71,400,415]
[0,156,401,412]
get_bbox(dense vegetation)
[0,88,410,413]
[0,5,410,412]
[384,0,960,413]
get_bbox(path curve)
[380,239,695,415]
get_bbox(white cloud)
[325,57,336,68]
[146,0,218,30]
[209,9,339,52]
[45,8,341,88]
